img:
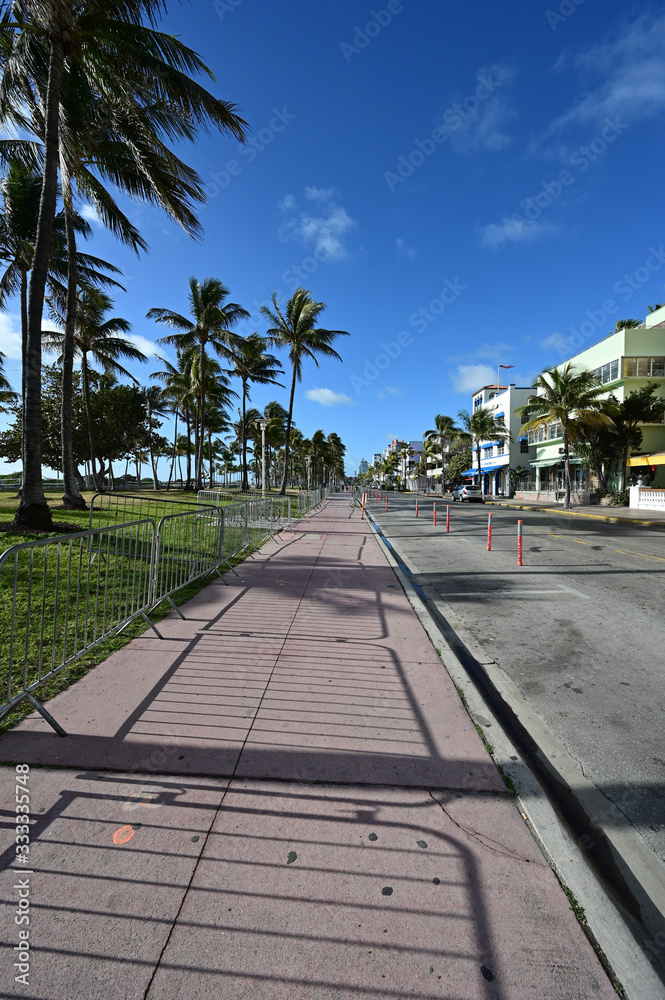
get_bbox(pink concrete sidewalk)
[0,495,616,999]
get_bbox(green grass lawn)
[0,487,299,736]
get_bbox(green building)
[525,306,665,500]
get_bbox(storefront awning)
[627,450,665,467]
[462,462,508,476]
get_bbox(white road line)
[440,586,588,598]
[556,583,591,599]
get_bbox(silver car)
[452,484,483,502]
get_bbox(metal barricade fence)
[0,490,313,732]
[151,507,224,615]
[90,492,213,532]
[0,519,155,734]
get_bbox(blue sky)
[3,0,665,475]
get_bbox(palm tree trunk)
[241,385,249,492]
[280,365,297,495]
[563,424,572,508]
[185,409,192,489]
[167,409,178,490]
[19,268,27,499]
[14,41,64,529]
[61,192,86,509]
[196,346,206,491]
[476,442,482,492]
[81,354,100,491]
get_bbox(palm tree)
[1,0,248,529]
[232,333,284,491]
[260,288,348,494]
[457,409,511,496]
[424,414,460,492]
[142,385,169,489]
[262,401,287,488]
[44,288,147,490]
[148,277,249,491]
[515,363,611,507]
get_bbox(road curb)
[362,505,665,1000]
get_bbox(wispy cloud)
[386,386,404,397]
[395,238,416,259]
[446,341,515,365]
[480,216,558,249]
[81,203,101,224]
[304,387,353,407]
[452,364,496,394]
[122,333,163,360]
[446,64,517,154]
[279,188,356,260]
[547,13,665,134]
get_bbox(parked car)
[452,484,483,502]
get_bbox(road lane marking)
[439,585,588,598]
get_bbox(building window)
[521,412,530,424]
[593,359,620,384]
[623,356,665,378]
[520,439,529,453]
[473,395,483,410]
[497,442,504,455]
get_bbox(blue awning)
[518,434,528,442]
[481,443,493,449]
[494,411,504,418]
[480,463,509,474]
[460,467,476,477]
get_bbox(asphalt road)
[368,492,665,860]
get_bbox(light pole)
[260,419,267,499]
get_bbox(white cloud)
[0,313,22,361]
[386,386,404,397]
[121,333,163,359]
[452,364,495,394]
[395,238,416,259]
[445,64,517,154]
[547,14,665,134]
[81,203,101,224]
[446,341,514,365]
[304,387,353,407]
[279,188,356,260]
[541,331,575,356]
[480,216,558,249]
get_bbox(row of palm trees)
[0,0,248,529]
[0,4,349,526]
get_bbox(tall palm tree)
[424,414,460,492]
[457,409,511,496]
[1,0,248,528]
[232,333,283,491]
[0,160,123,507]
[260,287,348,494]
[148,277,249,491]
[515,363,610,507]
[44,288,147,490]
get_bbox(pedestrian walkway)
[0,495,616,999]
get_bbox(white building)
[462,384,536,496]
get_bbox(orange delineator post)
[446,505,450,532]
[385,495,388,511]
[415,499,419,517]
[517,519,523,566]
[487,513,492,551]
[361,492,366,519]
[433,501,437,526]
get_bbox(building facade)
[462,384,536,496]
[525,308,665,499]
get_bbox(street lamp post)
[259,419,267,499]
